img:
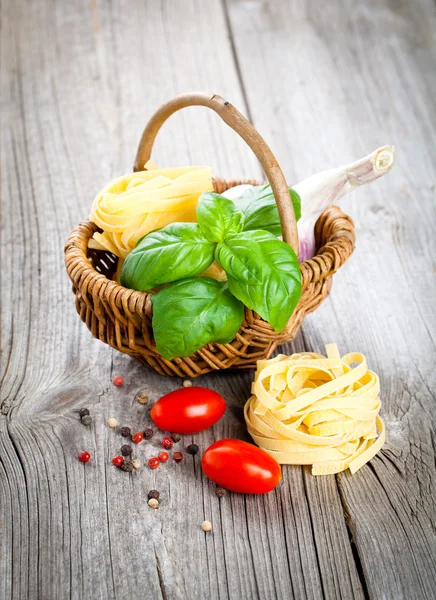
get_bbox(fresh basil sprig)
[120,186,303,358]
[120,223,215,291]
[215,230,301,332]
[234,184,301,236]
[152,277,244,359]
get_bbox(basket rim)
[64,178,356,324]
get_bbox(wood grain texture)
[225,0,436,598]
[1,0,435,599]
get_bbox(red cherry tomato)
[150,387,226,434]
[201,439,281,494]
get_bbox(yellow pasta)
[89,164,214,258]
[244,344,385,475]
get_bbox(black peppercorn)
[121,461,134,472]
[120,426,131,438]
[187,444,199,456]
[148,490,160,500]
[121,444,133,456]
[143,428,154,439]
[215,487,227,498]
[171,433,181,443]
[79,408,90,418]
[81,415,92,426]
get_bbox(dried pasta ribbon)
[88,163,213,258]
[244,344,385,475]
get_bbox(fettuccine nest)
[245,344,385,475]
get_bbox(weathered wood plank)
[1,0,436,599]
[225,0,436,598]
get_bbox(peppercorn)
[121,461,134,472]
[148,498,159,509]
[148,490,160,500]
[158,451,169,463]
[78,451,91,463]
[187,444,199,456]
[136,392,149,405]
[148,457,160,470]
[132,431,144,444]
[107,418,118,428]
[171,433,181,443]
[162,437,174,450]
[120,427,131,438]
[143,428,154,439]
[183,380,192,388]
[201,520,212,532]
[132,459,141,470]
[113,375,124,387]
[173,451,184,463]
[112,456,124,467]
[121,444,133,456]
[79,408,90,418]
[81,415,92,426]
[215,487,226,498]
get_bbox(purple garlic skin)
[294,145,395,261]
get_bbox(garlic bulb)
[294,145,395,260]
[222,145,395,261]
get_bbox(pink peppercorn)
[148,457,160,470]
[112,456,124,467]
[173,452,184,463]
[158,452,169,463]
[162,437,174,450]
[132,432,144,444]
[78,451,91,463]
[113,376,124,387]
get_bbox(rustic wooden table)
[1,1,435,599]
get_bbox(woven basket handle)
[133,92,299,255]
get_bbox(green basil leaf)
[234,185,301,236]
[120,223,215,291]
[197,192,244,242]
[215,230,301,333]
[152,277,244,359]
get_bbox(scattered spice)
[183,380,192,388]
[171,433,181,443]
[113,376,124,387]
[132,431,144,444]
[148,490,160,500]
[158,452,169,463]
[162,437,174,450]
[187,444,199,456]
[81,415,92,426]
[201,520,212,532]
[148,457,160,470]
[136,392,149,405]
[148,498,159,509]
[120,426,131,438]
[107,418,118,428]
[215,487,227,498]
[132,459,141,470]
[79,408,90,418]
[121,444,133,456]
[112,456,124,467]
[173,451,184,463]
[78,451,91,463]
[143,428,154,439]
[121,461,134,472]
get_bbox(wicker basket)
[64,93,355,377]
